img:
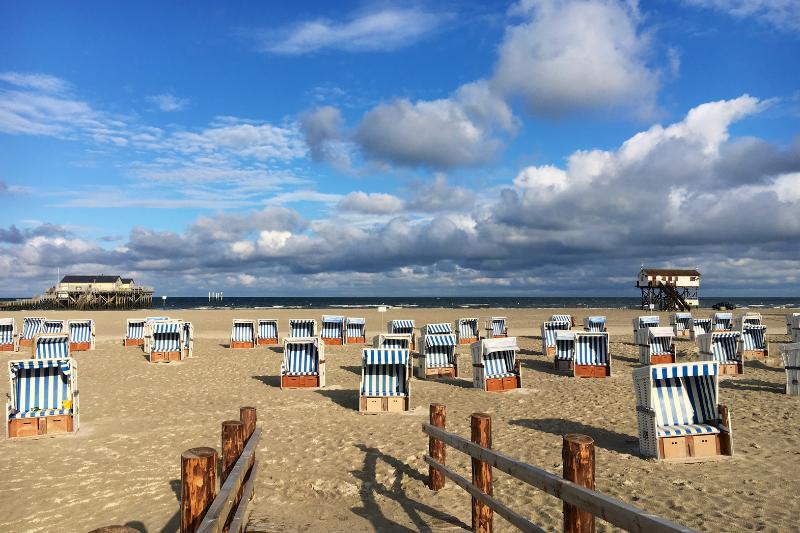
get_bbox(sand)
[0,307,798,533]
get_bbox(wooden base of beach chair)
[360,396,409,413]
[257,338,279,346]
[545,346,556,357]
[675,331,690,338]
[19,339,32,348]
[347,336,366,344]
[281,375,320,389]
[70,342,91,352]
[231,341,255,349]
[650,354,675,365]
[719,363,743,375]
[0,343,13,351]
[423,367,458,379]
[742,349,767,360]
[574,364,610,378]
[485,376,521,392]
[322,338,343,346]
[125,338,144,347]
[554,359,572,371]
[659,433,729,461]
[459,337,477,345]
[150,351,181,363]
[8,415,74,438]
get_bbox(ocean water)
[148,296,799,311]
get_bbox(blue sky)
[0,0,799,296]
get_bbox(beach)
[0,307,797,532]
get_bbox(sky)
[0,0,799,297]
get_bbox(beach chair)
[690,318,712,341]
[551,314,575,327]
[0,318,15,352]
[734,313,762,329]
[485,317,508,339]
[632,316,659,346]
[553,331,576,371]
[143,316,170,353]
[67,319,95,351]
[639,327,676,365]
[321,315,346,345]
[786,313,800,336]
[573,332,611,378]
[183,321,194,358]
[230,319,256,349]
[670,313,692,338]
[416,332,458,379]
[289,318,317,338]
[712,312,733,331]
[7,358,79,438]
[359,348,411,413]
[583,316,607,332]
[541,320,571,357]
[471,337,521,392]
[19,317,46,348]
[257,319,279,345]
[373,333,413,350]
[43,319,65,333]
[780,343,800,396]
[281,337,325,389]
[633,362,733,461]
[697,332,742,375]
[388,319,416,351]
[33,333,70,360]
[739,325,768,360]
[346,317,367,344]
[456,317,479,345]
[125,318,146,346]
[424,322,453,335]
[150,320,184,363]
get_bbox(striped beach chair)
[346,317,366,344]
[632,316,659,346]
[712,312,733,332]
[33,333,70,360]
[697,332,742,375]
[43,319,65,333]
[143,316,170,354]
[0,318,15,352]
[289,319,317,338]
[456,318,479,345]
[321,315,345,345]
[471,337,521,392]
[633,362,733,461]
[484,317,508,339]
[231,319,256,349]
[551,314,575,327]
[735,313,762,329]
[416,332,458,379]
[739,325,767,360]
[388,319,416,350]
[690,318,712,341]
[583,316,607,332]
[67,319,95,351]
[7,358,79,438]
[373,333,412,350]
[257,319,279,345]
[359,348,411,412]
[424,322,453,335]
[786,313,800,336]
[670,313,692,338]
[150,320,184,363]
[183,321,194,358]
[125,319,146,346]
[19,317,46,348]
[573,332,611,378]
[639,327,676,365]
[541,320,570,357]
[553,331,576,371]
[281,337,325,389]
[780,343,800,396]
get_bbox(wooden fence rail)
[423,404,696,533]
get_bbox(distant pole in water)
[162,295,167,310]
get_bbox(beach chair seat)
[289,319,317,338]
[416,333,458,379]
[739,325,768,360]
[125,319,145,346]
[633,362,733,461]
[0,318,15,352]
[33,333,71,360]
[697,332,742,375]
[19,317,46,348]
[573,332,611,378]
[360,348,410,413]
[321,315,345,345]
[257,319,279,345]
[472,338,521,392]
[542,320,571,357]
[639,327,676,365]
[281,337,325,389]
[456,318,479,345]
[583,316,607,332]
[388,320,416,350]
[68,319,95,351]
[346,317,366,344]
[230,319,256,349]
[670,313,692,338]
[780,343,800,396]
[7,358,79,438]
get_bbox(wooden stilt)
[563,434,595,533]
[180,447,217,533]
[429,403,446,490]
[471,413,493,533]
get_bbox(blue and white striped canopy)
[153,322,181,334]
[348,317,366,325]
[426,334,457,347]
[44,320,65,333]
[484,349,517,378]
[362,348,409,365]
[555,331,575,361]
[347,318,365,337]
[258,319,278,339]
[322,315,344,323]
[543,321,570,348]
[673,313,692,331]
[713,313,733,330]
[651,362,717,379]
[710,332,741,363]
[69,321,92,342]
[741,325,766,351]
[693,318,711,333]
[322,316,344,338]
[35,335,70,359]
[127,320,145,340]
[390,320,415,333]
[584,316,606,332]
[575,333,609,366]
[21,317,45,340]
[426,323,452,335]
[289,319,316,337]
[10,359,73,418]
[284,341,320,375]
[647,327,674,355]
[153,325,181,351]
[0,320,13,344]
[458,318,478,339]
[232,321,254,342]
[377,335,410,350]
[490,317,506,335]
[361,357,408,397]
[636,316,660,327]
[551,314,572,323]
[653,370,717,428]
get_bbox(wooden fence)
[423,404,697,533]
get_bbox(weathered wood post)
[222,420,245,482]
[180,447,218,533]
[429,403,446,490]
[240,406,257,440]
[562,434,595,533]
[471,413,493,533]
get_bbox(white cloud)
[259,7,443,54]
[684,0,800,32]
[338,191,404,214]
[0,72,70,92]
[147,93,189,112]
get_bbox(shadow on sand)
[510,418,640,456]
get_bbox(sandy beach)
[0,307,798,532]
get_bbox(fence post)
[222,420,245,483]
[180,447,218,533]
[429,403,446,490]
[240,406,257,440]
[562,434,595,533]
[471,413,493,533]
